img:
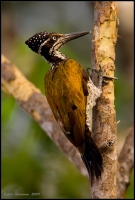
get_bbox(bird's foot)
[86,67,118,90]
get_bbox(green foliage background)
[2,1,134,199]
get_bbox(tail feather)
[81,133,103,185]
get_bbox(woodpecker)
[25,30,103,184]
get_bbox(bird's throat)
[41,48,68,68]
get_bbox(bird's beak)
[60,31,91,45]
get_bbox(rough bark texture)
[1,54,88,178]
[117,127,134,198]
[91,2,118,198]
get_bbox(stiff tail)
[81,131,103,185]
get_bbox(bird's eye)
[52,36,57,40]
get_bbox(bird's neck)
[42,49,68,69]
[50,51,68,69]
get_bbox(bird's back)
[44,58,89,153]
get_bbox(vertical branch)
[91,2,118,198]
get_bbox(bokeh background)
[1,1,134,199]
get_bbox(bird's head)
[25,31,91,67]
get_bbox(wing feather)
[44,59,89,150]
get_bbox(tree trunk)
[91,2,118,198]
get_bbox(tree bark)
[91,2,118,198]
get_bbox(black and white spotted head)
[25,31,49,53]
[25,31,91,67]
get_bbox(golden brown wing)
[44,58,89,151]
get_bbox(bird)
[25,30,103,185]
